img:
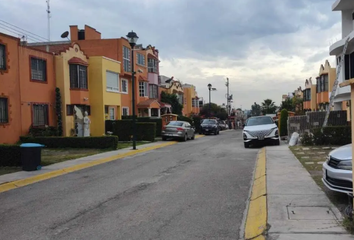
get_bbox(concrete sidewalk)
[266,145,354,240]
[0,141,174,186]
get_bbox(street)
[0,130,258,240]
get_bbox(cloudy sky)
[0,0,342,110]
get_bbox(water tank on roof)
[78,30,85,40]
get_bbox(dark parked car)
[200,119,220,135]
[162,121,195,141]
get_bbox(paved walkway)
[0,141,170,185]
[266,145,354,240]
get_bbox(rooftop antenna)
[46,0,51,52]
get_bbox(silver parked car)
[162,121,195,141]
[322,144,352,195]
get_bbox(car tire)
[244,142,250,148]
[214,130,217,135]
[182,134,188,142]
[191,134,195,140]
[274,139,280,145]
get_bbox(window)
[32,104,48,127]
[139,82,148,97]
[192,98,198,107]
[109,107,115,120]
[70,64,88,89]
[137,53,145,66]
[31,57,47,82]
[303,89,311,101]
[151,108,159,117]
[0,98,8,123]
[324,75,329,91]
[66,104,90,116]
[106,71,119,92]
[122,107,129,116]
[0,44,6,70]
[148,58,158,73]
[149,84,158,99]
[123,46,131,72]
[121,79,128,93]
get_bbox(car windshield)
[167,121,184,126]
[246,117,273,126]
[202,119,217,124]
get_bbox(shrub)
[0,145,21,166]
[20,136,118,149]
[28,126,58,137]
[192,116,202,132]
[311,126,351,146]
[121,116,162,136]
[109,120,156,142]
[301,132,313,146]
[177,115,193,125]
[280,109,288,137]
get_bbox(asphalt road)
[0,130,259,240]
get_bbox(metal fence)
[288,110,348,136]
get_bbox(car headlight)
[275,130,279,137]
[337,161,352,170]
[243,133,247,140]
[325,155,330,164]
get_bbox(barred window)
[0,44,5,70]
[123,46,131,72]
[31,57,47,81]
[0,98,8,123]
[70,64,88,89]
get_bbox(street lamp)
[126,30,139,150]
[208,83,212,117]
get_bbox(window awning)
[68,57,88,66]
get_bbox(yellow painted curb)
[0,141,182,194]
[245,148,267,240]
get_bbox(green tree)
[160,91,183,115]
[280,98,294,112]
[199,103,228,120]
[280,109,288,136]
[261,99,277,115]
[250,102,261,116]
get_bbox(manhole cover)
[287,206,336,220]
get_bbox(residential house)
[182,83,200,116]
[53,43,91,137]
[303,78,317,111]
[316,61,336,111]
[293,86,303,112]
[0,33,56,144]
[159,76,184,114]
[89,56,122,136]
[329,1,353,111]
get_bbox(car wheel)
[274,139,280,145]
[182,134,188,142]
[214,130,217,135]
[191,134,195,140]
[244,142,250,148]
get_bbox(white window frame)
[122,107,129,116]
[123,46,131,72]
[139,82,148,97]
[109,107,116,120]
[137,53,145,66]
[106,71,120,92]
[121,79,128,94]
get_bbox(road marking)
[0,136,205,194]
[244,148,267,240]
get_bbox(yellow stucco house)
[182,84,199,116]
[303,78,317,111]
[89,56,122,136]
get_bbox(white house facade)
[329,0,354,109]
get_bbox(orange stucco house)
[0,33,56,144]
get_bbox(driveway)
[0,130,259,240]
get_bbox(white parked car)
[242,116,280,148]
[322,144,352,195]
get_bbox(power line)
[0,20,47,41]
[0,24,44,42]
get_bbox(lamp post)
[126,30,139,150]
[208,83,212,117]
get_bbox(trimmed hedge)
[121,116,162,136]
[280,109,288,137]
[300,126,351,146]
[0,145,21,167]
[20,136,118,149]
[29,126,58,137]
[107,120,156,142]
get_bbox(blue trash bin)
[20,143,45,171]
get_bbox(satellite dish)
[61,31,69,39]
